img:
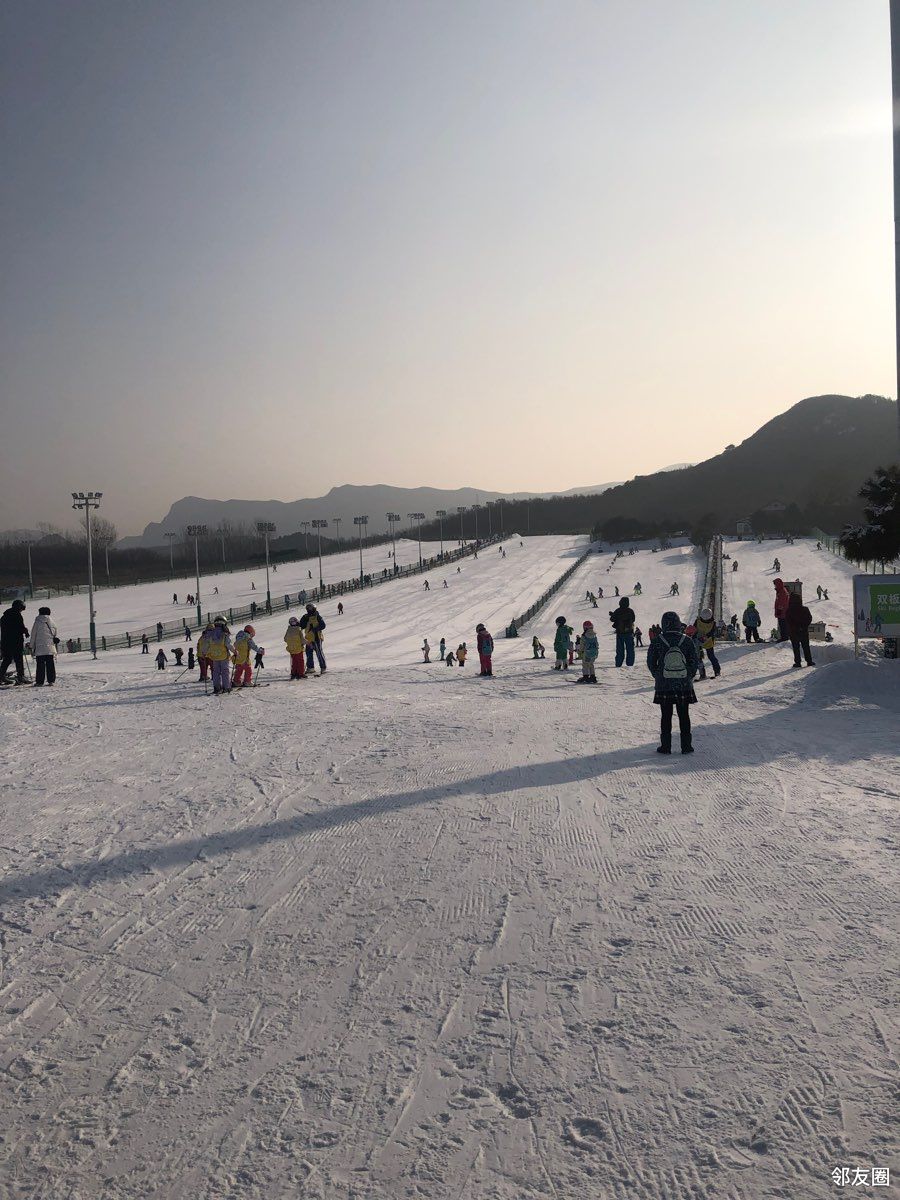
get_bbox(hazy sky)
[0,1,894,536]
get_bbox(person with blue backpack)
[646,611,700,754]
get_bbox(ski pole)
[23,650,33,682]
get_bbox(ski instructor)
[0,599,29,686]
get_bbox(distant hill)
[116,481,624,547]
[584,394,897,532]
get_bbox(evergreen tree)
[840,465,900,567]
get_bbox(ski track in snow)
[1,537,898,1199]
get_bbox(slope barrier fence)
[504,547,592,638]
[61,536,501,653]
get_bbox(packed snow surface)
[2,537,897,1199]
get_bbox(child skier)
[476,624,493,676]
[141,634,149,654]
[553,616,573,670]
[532,635,545,659]
[284,616,307,678]
[695,608,720,677]
[577,620,599,683]
[172,647,184,666]
[646,610,699,754]
[456,643,467,666]
[742,601,761,643]
[232,625,262,688]
[188,647,195,670]
[197,622,214,681]
[422,639,431,662]
[445,648,456,666]
[156,649,167,670]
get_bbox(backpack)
[659,633,688,680]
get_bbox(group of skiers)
[0,599,59,686]
[422,628,494,674]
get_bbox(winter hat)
[583,620,593,630]
[661,611,682,632]
[39,606,51,615]
[244,625,255,635]
[618,597,629,608]
[12,599,25,610]
[288,616,300,626]
[556,615,567,625]
[476,623,485,632]
[700,607,713,621]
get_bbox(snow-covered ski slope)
[720,536,864,645]
[3,535,898,1199]
[42,537,449,640]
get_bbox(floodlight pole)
[408,513,425,567]
[23,540,34,599]
[354,516,368,584]
[333,518,342,547]
[892,0,900,444]
[457,506,466,545]
[312,519,328,589]
[187,524,207,626]
[435,510,446,558]
[257,522,276,612]
[72,491,102,659]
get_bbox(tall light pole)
[187,524,207,627]
[300,520,311,559]
[892,0,900,444]
[486,502,492,539]
[21,539,34,598]
[104,543,110,584]
[164,531,177,577]
[72,492,102,659]
[386,512,400,571]
[333,517,342,547]
[408,512,425,567]
[472,504,479,544]
[218,525,227,566]
[312,519,328,588]
[435,510,446,558]
[354,516,368,584]
[457,505,466,545]
[256,521,276,612]
[498,497,504,535]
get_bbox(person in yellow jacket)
[694,607,721,678]
[232,625,262,688]
[205,617,234,694]
[284,616,306,679]
[456,642,467,666]
[196,622,214,682]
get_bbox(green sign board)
[853,575,900,639]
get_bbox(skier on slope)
[206,617,233,694]
[476,625,493,676]
[439,637,446,660]
[553,616,573,671]
[0,599,29,686]
[694,607,721,678]
[785,592,815,668]
[610,597,637,667]
[577,621,599,684]
[30,606,59,687]
[422,639,431,663]
[773,578,791,641]
[232,626,263,688]
[155,648,168,671]
[284,616,307,679]
[456,643,467,666]
[300,603,327,673]
[197,622,214,682]
[532,635,545,659]
[646,610,699,755]
[742,602,762,643]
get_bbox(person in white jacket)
[30,606,59,686]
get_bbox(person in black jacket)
[299,603,327,673]
[785,592,815,668]
[0,599,29,684]
[609,596,636,667]
[646,610,700,753]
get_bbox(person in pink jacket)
[773,578,791,642]
[476,624,494,676]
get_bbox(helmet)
[305,603,315,611]
[288,616,300,626]
[556,615,567,624]
[746,600,756,608]
[583,620,593,630]
[244,625,255,636]
[214,615,227,626]
[700,607,712,621]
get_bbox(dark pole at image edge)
[892,0,900,443]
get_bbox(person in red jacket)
[785,592,815,668]
[773,578,791,641]
[476,624,494,676]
